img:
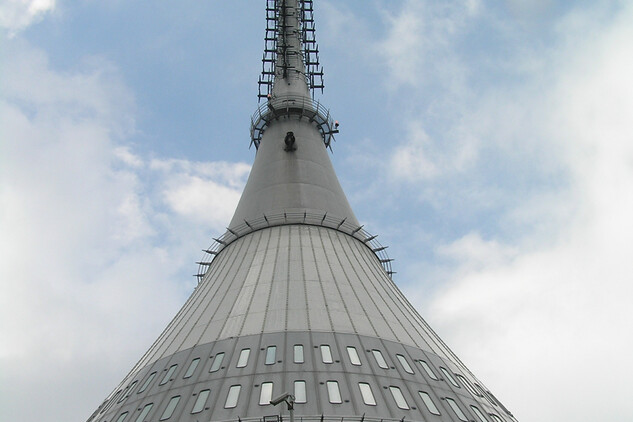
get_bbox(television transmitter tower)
[87,1,518,422]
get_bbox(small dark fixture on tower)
[284,131,296,151]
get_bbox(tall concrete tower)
[87,2,518,422]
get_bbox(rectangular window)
[456,374,480,397]
[209,352,224,372]
[115,412,129,422]
[326,381,342,403]
[346,346,361,365]
[396,354,414,374]
[265,346,277,365]
[159,364,178,386]
[445,397,468,421]
[358,382,376,406]
[237,349,250,368]
[389,386,409,410]
[134,403,153,422]
[259,382,274,405]
[372,350,388,369]
[160,396,181,420]
[225,385,241,408]
[418,391,440,415]
[184,358,200,379]
[475,384,497,406]
[191,389,210,414]
[294,381,307,403]
[101,390,121,414]
[320,345,333,363]
[440,367,460,387]
[470,405,489,422]
[294,345,304,363]
[117,386,130,403]
[417,360,438,380]
[126,381,138,397]
[138,372,156,393]
[119,380,137,403]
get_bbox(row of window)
[111,381,505,422]
[103,344,499,415]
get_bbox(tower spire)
[229,0,355,229]
[271,0,311,99]
[259,0,324,101]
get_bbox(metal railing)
[214,415,415,422]
[196,211,394,282]
[250,95,338,149]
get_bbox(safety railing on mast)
[250,94,338,149]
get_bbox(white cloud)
[419,3,633,422]
[0,0,55,35]
[0,38,251,421]
[389,120,481,182]
[154,159,250,229]
[376,0,474,92]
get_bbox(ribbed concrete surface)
[131,225,462,374]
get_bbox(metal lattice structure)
[259,0,324,101]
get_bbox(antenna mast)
[258,0,324,101]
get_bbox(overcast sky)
[2,1,633,421]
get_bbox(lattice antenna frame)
[300,0,324,97]
[258,0,278,100]
[258,0,325,102]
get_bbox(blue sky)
[2,1,633,421]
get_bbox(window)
[125,381,137,398]
[115,412,129,422]
[489,414,504,422]
[117,386,130,403]
[456,374,480,397]
[396,354,414,374]
[326,381,342,403]
[294,345,304,363]
[440,367,459,387]
[346,346,361,365]
[119,382,138,403]
[418,391,440,415]
[475,384,497,407]
[389,386,409,410]
[372,350,388,369]
[470,405,489,422]
[265,346,277,365]
[445,398,468,422]
[184,358,200,379]
[487,391,505,410]
[320,345,333,363]
[134,403,153,422]
[191,389,210,414]
[237,349,250,368]
[259,382,274,405]
[160,396,181,420]
[225,385,241,408]
[417,360,438,380]
[358,383,376,406]
[209,352,224,372]
[294,381,307,403]
[138,372,156,393]
[100,390,122,414]
[159,364,178,385]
